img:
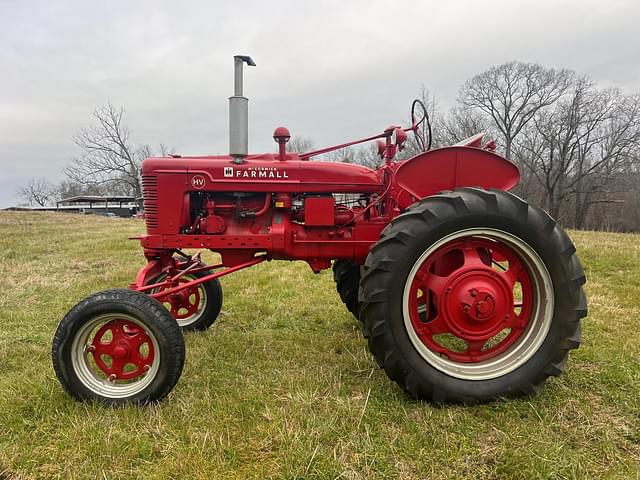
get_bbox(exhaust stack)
[229,55,256,161]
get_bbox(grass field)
[0,212,638,479]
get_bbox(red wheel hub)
[408,236,533,363]
[90,319,155,380]
[156,277,201,319]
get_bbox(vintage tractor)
[52,56,587,405]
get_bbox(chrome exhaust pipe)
[229,55,256,161]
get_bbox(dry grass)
[0,212,638,479]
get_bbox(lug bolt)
[469,289,478,297]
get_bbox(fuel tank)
[142,153,383,194]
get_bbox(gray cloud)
[1,0,639,206]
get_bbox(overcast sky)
[1,0,639,207]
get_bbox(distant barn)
[4,196,142,217]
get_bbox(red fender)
[393,146,520,210]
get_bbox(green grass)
[0,212,638,479]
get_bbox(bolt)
[469,289,478,297]
[462,304,471,313]
[108,374,117,382]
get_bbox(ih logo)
[224,167,234,178]
[191,175,206,189]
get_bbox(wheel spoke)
[128,332,148,352]
[466,339,486,354]
[417,270,448,296]
[425,315,448,335]
[462,240,485,268]
[91,340,110,356]
[501,263,522,288]
[109,356,126,376]
[413,315,448,337]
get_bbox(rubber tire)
[332,260,361,319]
[359,188,587,404]
[52,289,185,405]
[150,270,223,332]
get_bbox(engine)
[182,191,369,235]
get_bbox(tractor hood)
[142,154,383,194]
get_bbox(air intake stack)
[229,55,256,161]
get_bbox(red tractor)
[52,56,586,405]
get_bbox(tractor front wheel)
[149,271,223,332]
[52,289,185,405]
[359,188,586,403]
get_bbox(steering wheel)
[411,99,432,152]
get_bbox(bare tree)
[515,80,640,224]
[286,136,315,154]
[64,103,167,197]
[440,105,494,146]
[360,143,386,169]
[18,177,58,206]
[459,61,574,159]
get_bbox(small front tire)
[52,289,185,405]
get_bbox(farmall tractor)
[52,56,587,405]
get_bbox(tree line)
[310,62,640,232]
[19,61,640,231]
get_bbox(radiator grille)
[142,175,158,230]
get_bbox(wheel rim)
[402,228,554,380]
[71,313,160,398]
[151,274,207,327]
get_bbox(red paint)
[406,236,534,362]
[394,147,520,209]
[130,99,521,353]
[304,197,335,226]
[148,256,266,300]
[273,127,291,161]
[90,319,155,380]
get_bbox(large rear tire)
[359,188,587,403]
[52,289,185,405]
[332,260,361,319]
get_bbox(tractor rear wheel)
[149,270,223,332]
[359,188,586,403]
[332,260,361,319]
[52,289,185,405]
